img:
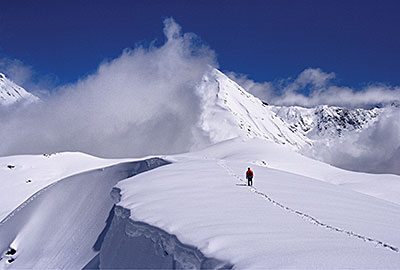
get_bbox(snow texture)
[198,69,311,150]
[95,193,232,269]
[0,139,399,268]
[0,158,168,269]
[0,152,132,221]
[116,138,400,269]
[0,73,37,106]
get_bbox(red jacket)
[246,169,253,179]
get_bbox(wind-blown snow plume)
[0,18,216,158]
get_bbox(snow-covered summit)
[0,73,38,106]
[197,69,385,150]
[198,69,311,150]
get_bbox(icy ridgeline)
[0,154,231,269]
[114,139,400,269]
[0,152,130,221]
[197,69,312,150]
[0,73,38,106]
[198,69,388,150]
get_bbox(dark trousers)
[248,178,253,186]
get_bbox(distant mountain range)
[1,68,397,154]
[199,69,395,150]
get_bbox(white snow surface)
[116,138,400,269]
[0,69,399,268]
[0,139,399,268]
[0,156,166,269]
[0,152,130,220]
[0,73,38,106]
[198,69,311,150]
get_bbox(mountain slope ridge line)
[217,160,399,253]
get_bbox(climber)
[246,167,253,186]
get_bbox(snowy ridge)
[0,73,38,106]
[218,159,399,253]
[116,139,400,269]
[270,104,381,139]
[0,152,132,221]
[0,141,400,268]
[0,158,169,268]
[198,69,312,150]
[96,189,232,269]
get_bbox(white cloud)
[0,18,216,158]
[226,72,275,102]
[0,59,33,86]
[229,67,400,108]
[307,107,400,175]
[0,58,55,97]
[228,68,400,175]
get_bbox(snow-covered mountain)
[198,69,388,150]
[1,139,399,268]
[0,73,38,106]
[198,69,312,150]
[270,105,381,139]
[1,68,400,269]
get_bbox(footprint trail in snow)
[217,159,399,254]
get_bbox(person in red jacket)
[246,167,253,186]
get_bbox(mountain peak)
[198,69,312,150]
[0,73,38,106]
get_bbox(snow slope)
[0,158,168,268]
[198,69,311,150]
[192,138,400,206]
[0,73,38,106]
[0,69,399,269]
[0,152,131,220]
[0,139,399,268]
[115,139,400,268]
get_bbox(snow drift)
[0,158,169,268]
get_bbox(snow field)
[117,145,400,268]
[0,152,131,220]
[0,140,399,268]
[0,159,168,269]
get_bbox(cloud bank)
[1,19,399,175]
[306,107,400,175]
[228,68,400,108]
[0,18,216,158]
[229,68,400,175]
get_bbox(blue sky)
[1,0,400,89]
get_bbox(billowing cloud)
[306,107,400,175]
[0,59,33,87]
[0,58,55,97]
[0,18,216,158]
[225,72,275,103]
[229,68,400,175]
[228,68,400,108]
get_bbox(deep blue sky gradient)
[1,0,400,88]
